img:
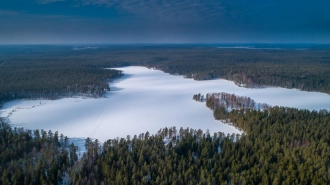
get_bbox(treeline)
[63,46,330,94]
[142,48,330,94]
[70,127,240,185]
[0,119,77,185]
[0,57,122,103]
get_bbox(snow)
[1,66,330,143]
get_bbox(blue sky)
[0,0,329,44]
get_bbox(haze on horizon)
[1,0,329,44]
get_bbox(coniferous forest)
[68,97,330,185]
[1,45,330,184]
[1,45,330,102]
[0,119,76,185]
[1,96,330,184]
[0,58,122,103]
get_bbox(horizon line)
[1,42,330,46]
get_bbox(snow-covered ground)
[1,66,330,143]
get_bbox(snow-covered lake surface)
[1,66,330,143]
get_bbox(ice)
[1,66,330,142]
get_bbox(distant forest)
[0,46,123,104]
[1,45,330,106]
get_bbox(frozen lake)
[1,66,330,142]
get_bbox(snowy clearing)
[1,66,330,143]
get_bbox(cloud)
[37,0,66,4]
[78,0,226,24]
[0,10,20,16]
[2,0,330,44]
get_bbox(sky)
[0,0,329,44]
